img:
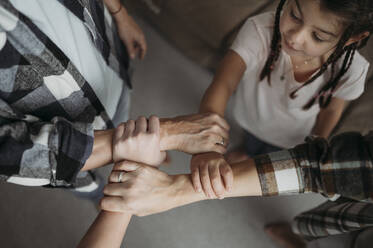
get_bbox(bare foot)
[265,222,307,248]
[225,149,249,164]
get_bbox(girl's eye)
[290,10,301,22]
[313,33,325,42]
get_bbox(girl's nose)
[288,28,306,49]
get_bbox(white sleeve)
[230,18,265,72]
[333,58,370,101]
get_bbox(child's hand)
[190,152,233,199]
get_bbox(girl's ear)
[345,31,370,47]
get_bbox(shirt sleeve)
[0,96,94,187]
[254,132,373,203]
[230,18,265,72]
[0,4,95,187]
[333,56,370,101]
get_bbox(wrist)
[170,175,207,207]
[82,129,114,171]
[159,118,179,151]
[96,129,115,164]
[112,4,130,25]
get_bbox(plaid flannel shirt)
[255,131,373,203]
[0,0,130,187]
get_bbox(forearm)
[82,129,114,171]
[77,211,132,248]
[199,50,245,116]
[312,98,346,138]
[199,82,232,116]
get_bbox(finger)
[208,113,230,131]
[109,171,131,183]
[100,196,126,212]
[113,160,141,172]
[211,133,229,148]
[133,45,142,59]
[211,126,229,141]
[114,123,125,142]
[126,39,136,60]
[209,166,225,199]
[138,35,147,59]
[200,165,216,199]
[220,164,234,192]
[103,183,126,197]
[148,115,160,134]
[134,116,147,135]
[191,166,202,193]
[123,120,135,138]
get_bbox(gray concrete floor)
[0,17,364,248]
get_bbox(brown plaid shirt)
[255,131,373,203]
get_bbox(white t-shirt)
[10,0,124,121]
[231,12,369,148]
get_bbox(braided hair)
[260,0,373,110]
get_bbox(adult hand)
[160,113,230,154]
[191,152,233,199]
[102,161,180,216]
[113,4,147,60]
[112,116,166,166]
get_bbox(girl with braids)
[190,0,372,201]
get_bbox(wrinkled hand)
[112,116,166,166]
[160,113,230,154]
[115,10,147,60]
[191,152,233,199]
[102,161,176,216]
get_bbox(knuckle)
[210,125,220,133]
[209,113,219,120]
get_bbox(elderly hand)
[112,116,166,166]
[160,113,230,155]
[102,161,180,216]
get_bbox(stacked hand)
[160,113,230,154]
[102,161,176,216]
[112,116,165,166]
[105,113,232,215]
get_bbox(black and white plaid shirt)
[0,0,130,187]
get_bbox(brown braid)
[260,0,373,110]
[259,0,286,84]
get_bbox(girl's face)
[280,0,345,60]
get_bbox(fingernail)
[219,196,224,200]
[197,188,202,193]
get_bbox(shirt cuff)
[254,149,303,196]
